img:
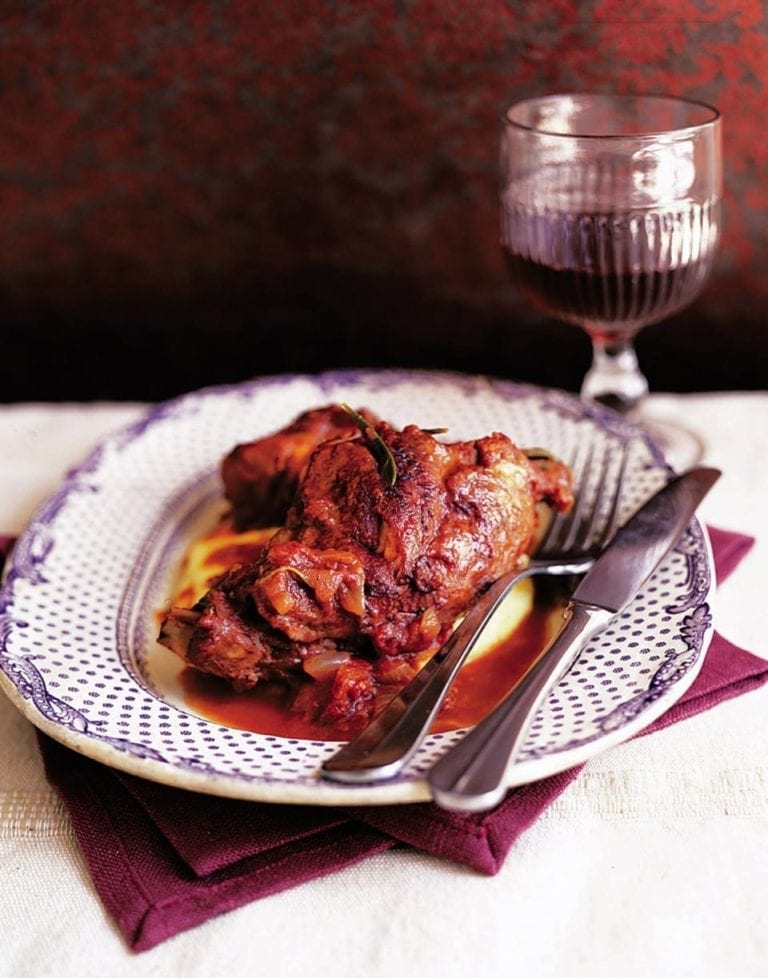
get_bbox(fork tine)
[575,439,631,554]
[578,445,621,551]
[536,442,591,553]
[599,441,631,546]
[558,442,596,552]
[535,438,629,559]
[569,443,611,552]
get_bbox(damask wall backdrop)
[1,1,766,400]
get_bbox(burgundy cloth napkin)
[2,528,766,952]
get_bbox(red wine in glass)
[502,202,721,352]
[500,95,722,465]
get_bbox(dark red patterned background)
[1,0,766,400]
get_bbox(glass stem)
[580,337,649,413]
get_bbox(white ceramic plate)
[0,369,715,805]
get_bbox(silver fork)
[321,439,631,784]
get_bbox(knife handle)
[427,602,614,812]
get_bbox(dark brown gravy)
[180,588,565,742]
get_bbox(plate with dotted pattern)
[0,370,715,805]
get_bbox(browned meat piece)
[159,419,573,727]
[322,659,377,727]
[160,563,303,689]
[253,540,366,642]
[221,404,379,530]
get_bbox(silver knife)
[426,465,720,812]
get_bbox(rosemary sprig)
[340,403,398,486]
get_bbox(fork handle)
[321,566,533,783]
[427,601,614,812]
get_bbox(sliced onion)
[302,649,353,681]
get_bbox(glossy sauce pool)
[180,588,565,742]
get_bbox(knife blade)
[426,465,720,812]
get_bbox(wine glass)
[500,93,722,469]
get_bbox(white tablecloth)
[1,392,766,978]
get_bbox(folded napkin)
[1,528,766,952]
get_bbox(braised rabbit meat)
[221,404,379,530]
[159,412,573,729]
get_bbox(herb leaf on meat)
[340,403,398,486]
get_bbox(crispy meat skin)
[159,419,573,724]
[221,404,378,530]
